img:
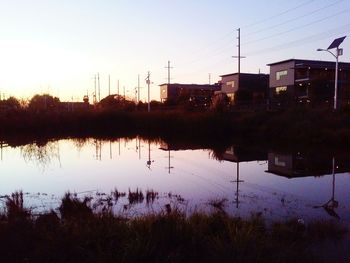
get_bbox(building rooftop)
[267,58,350,67]
[159,83,220,87]
[220,72,268,77]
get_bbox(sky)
[0,0,349,102]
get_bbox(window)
[226,81,235,87]
[227,93,235,102]
[275,86,287,94]
[276,70,288,80]
[274,157,286,167]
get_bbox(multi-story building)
[220,73,269,106]
[268,59,350,107]
[159,83,221,106]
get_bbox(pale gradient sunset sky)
[0,0,349,101]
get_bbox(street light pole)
[317,36,346,110]
[335,50,339,110]
[317,48,341,110]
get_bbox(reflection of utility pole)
[146,140,152,170]
[0,141,3,161]
[110,140,112,159]
[94,139,102,161]
[231,162,244,208]
[138,138,141,160]
[166,149,174,174]
[118,138,121,156]
[135,137,138,153]
[314,157,339,219]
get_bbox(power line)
[241,0,316,29]
[242,7,350,46]
[243,0,345,38]
[174,1,346,70]
[245,23,350,57]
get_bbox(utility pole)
[238,28,241,80]
[164,60,173,84]
[146,71,151,112]
[232,28,246,89]
[123,86,125,99]
[209,73,211,85]
[97,73,101,102]
[117,80,120,98]
[94,74,97,104]
[138,74,140,103]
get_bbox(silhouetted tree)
[0,96,22,111]
[28,94,60,113]
[99,94,136,111]
[211,93,229,112]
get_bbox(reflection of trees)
[72,138,89,152]
[21,141,61,170]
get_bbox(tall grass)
[2,108,350,150]
[0,191,347,262]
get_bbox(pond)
[0,137,349,222]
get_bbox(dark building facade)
[159,83,221,106]
[267,151,350,178]
[268,59,350,107]
[220,73,269,105]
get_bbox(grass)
[0,191,347,262]
[2,108,350,151]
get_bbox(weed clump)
[128,188,144,204]
[0,192,347,262]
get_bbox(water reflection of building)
[159,143,174,174]
[222,146,267,163]
[0,141,9,161]
[267,151,350,220]
[222,146,267,208]
[267,151,350,178]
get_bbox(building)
[159,83,221,106]
[220,73,269,105]
[266,151,350,178]
[268,59,350,107]
[220,146,267,163]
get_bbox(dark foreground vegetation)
[0,192,348,262]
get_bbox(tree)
[28,94,60,112]
[0,97,22,111]
[210,93,229,112]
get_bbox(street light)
[317,36,346,110]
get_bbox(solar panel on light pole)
[317,36,346,110]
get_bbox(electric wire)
[245,23,350,56]
[240,0,316,29]
[243,0,345,38]
[243,7,350,46]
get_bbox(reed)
[0,191,346,262]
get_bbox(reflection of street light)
[313,157,339,219]
[317,36,346,110]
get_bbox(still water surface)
[0,137,349,222]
